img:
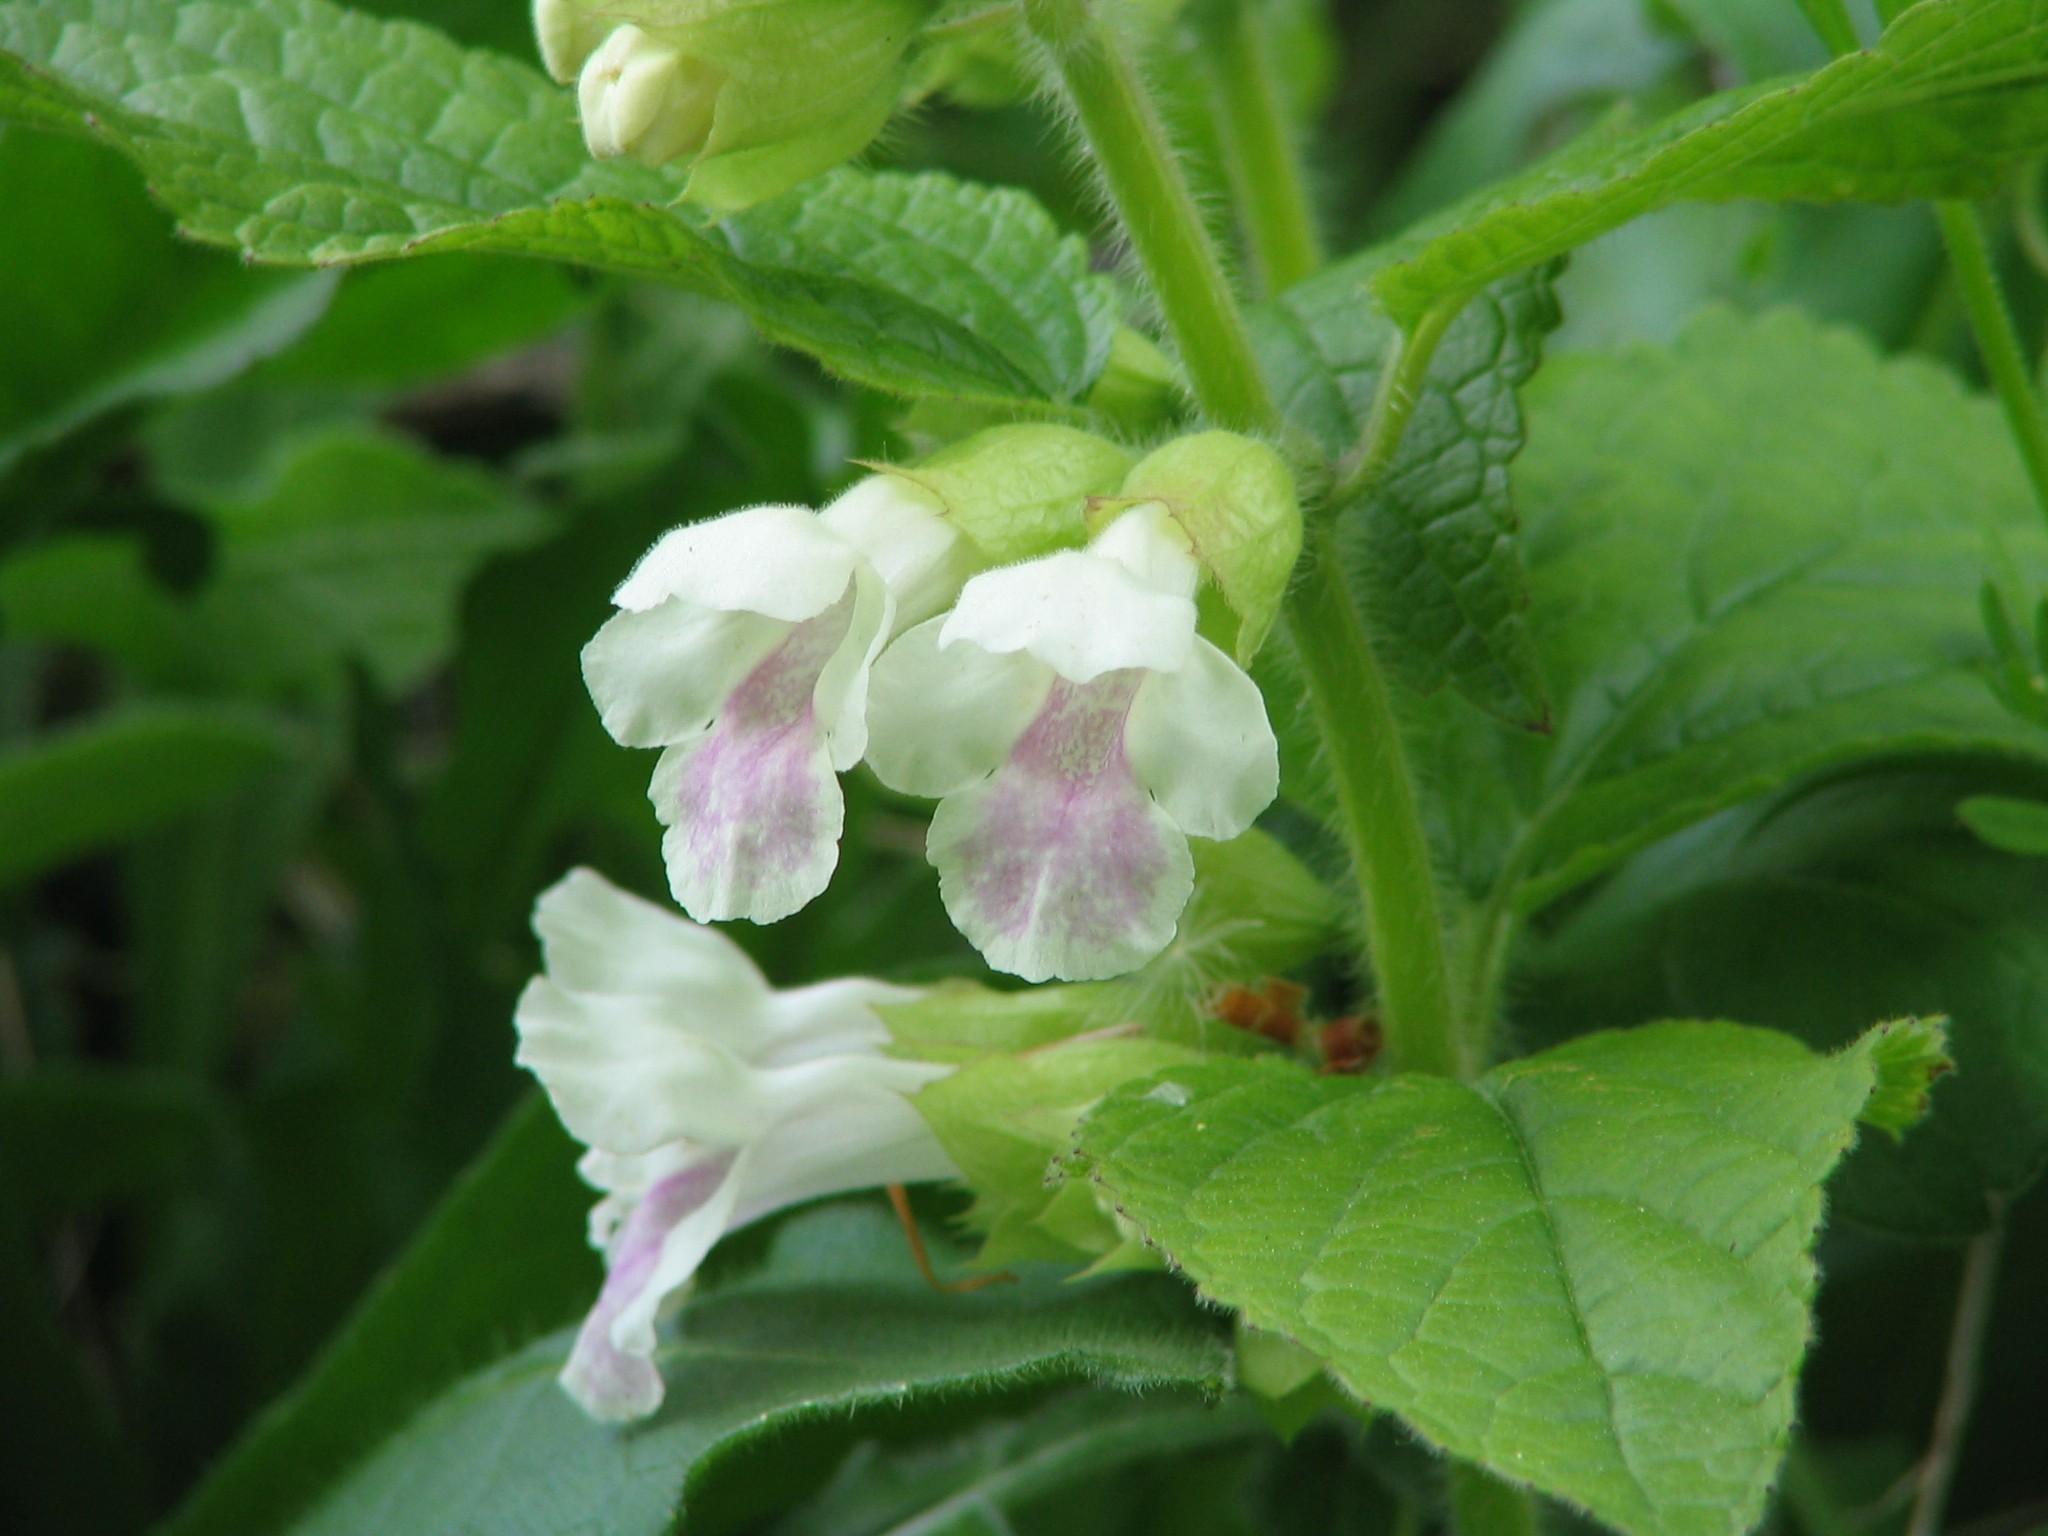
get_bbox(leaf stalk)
[1936,200,2048,530]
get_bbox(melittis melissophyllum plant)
[16,0,2048,1531]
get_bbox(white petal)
[941,550,1196,684]
[644,591,864,923]
[581,600,787,748]
[516,978,773,1153]
[519,973,940,1154]
[1124,638,1280,840]
[864,618,1051,797]
[759,976,922,1067]
[612,504,857,621]
[925,674,1194,981]
[728,1086,957,1231]
[1089,503,1199,600]
[533,867,771,1008]
[812,561,892,772]
[820,475,977,632]
[561,1147,741,1421]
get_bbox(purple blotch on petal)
[935,670,1189,981]
[664,594,855,921]
[561,1152,735,1421]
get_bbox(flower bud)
[542,0,939,210]
[578,25,721,167]
[533,0,615,84]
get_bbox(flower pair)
[584,472,1281,982]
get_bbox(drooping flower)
[865,506,1280,983]
[582,480,967,925]
[515,867,956,1421]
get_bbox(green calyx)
[885,422,1134,564]
[1111,431,1303,664]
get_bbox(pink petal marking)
[664,593,855,921]
[561,1152,736,1422]
[933,669,1189,981]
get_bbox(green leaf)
[1253,259,1559,724]
[0,124,332,476]
[281,1203,1228,1536]
[2,429,548,693]
[1958,793,2048,856]
[161,1096,597,1536]
[0,0,1115,404]
[0,1066,223,1217]
[1073,1020,1915,1536]
[770,1389,1263,1536]
[0,704,300,887]
[1371,0,2048,327]
[195,429,552,692]
[1522,769,2048,1239]
[1437,307,2048,915]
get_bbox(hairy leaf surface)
[1373,0,2048,325]
[1526,770,2048,1238]
[1429,308,2048,912]
[285,1204,1228,1536]
[1074,1021,1926,1536]
[1254,260,1559,723]
[0,0,1114,402]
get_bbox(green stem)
[1032,0,1465,1075]
[1288,533,1465,1078]
[1024,0,1276,431]
[1905,1208,2007,1536]
[1938,200,2048,529]
[1197,0,1323,297]
[1448,1462,1542,1536]
[1792,0,1861,57]
[1332,295,1466,507]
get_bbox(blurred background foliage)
[2,0,2046,1533]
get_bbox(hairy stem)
[1024,0,1276,431]
[1197,0,1323,297]
[1906,1209,2008,1536]
[1031,0,1465,1075]
[1937,201,2048,528]
[1288,534,1465,1077]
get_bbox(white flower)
[582,480,969,925]
[515,868,956,1422]
[865,506,1280,983]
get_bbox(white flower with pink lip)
[515,867,956,1421]
[582,478,971,925]
[865,505,1280,983]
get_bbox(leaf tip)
[1856,1016,1953,1139]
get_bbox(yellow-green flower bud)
[578,25,722,167]
[533,0,614,84]
[537,0,939,211]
